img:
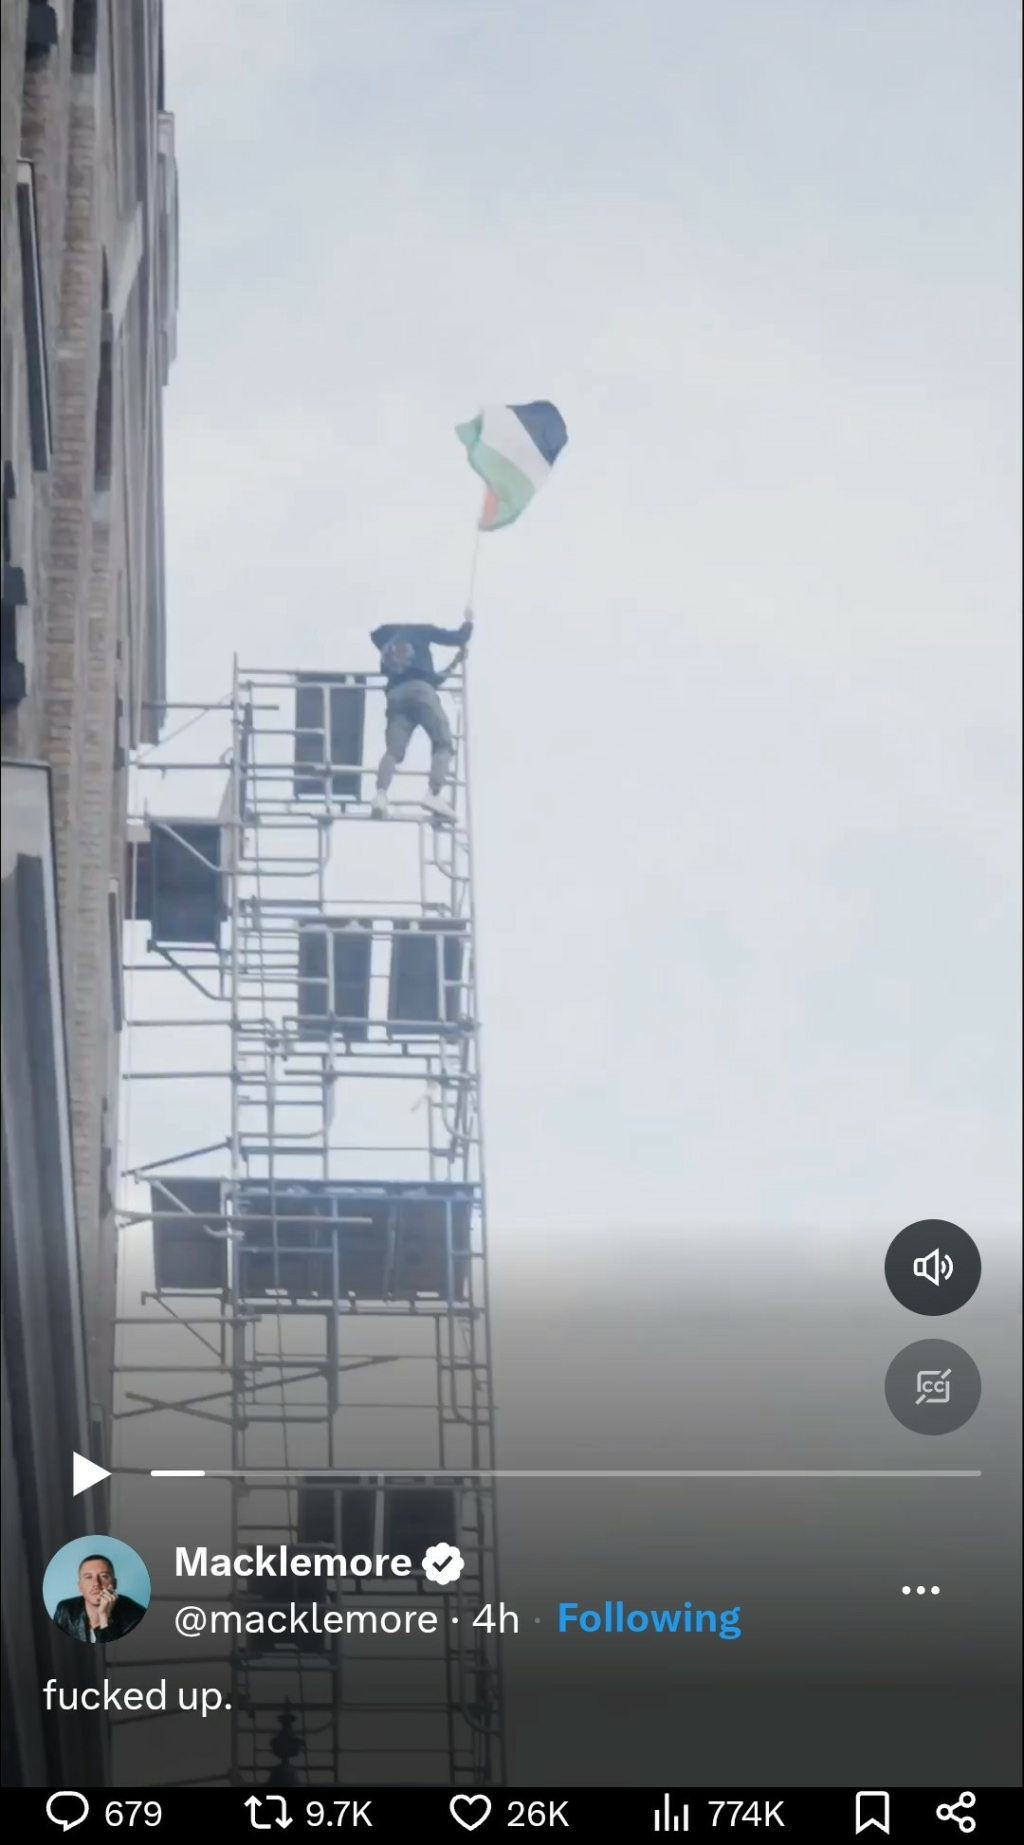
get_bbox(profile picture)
[43,1536,151,1646]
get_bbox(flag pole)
[464,506,484,618]
[439,506,483,691]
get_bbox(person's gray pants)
[376,679,453,795]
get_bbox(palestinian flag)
[456,402,568,531]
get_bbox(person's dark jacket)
[52,1594,147,1643]
[370,622,472,690]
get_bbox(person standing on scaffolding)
[369,614,473,823]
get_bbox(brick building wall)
[1,0,177,1439]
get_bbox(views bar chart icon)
[654,1794,688,1832]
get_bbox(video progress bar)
[149,1468,982,1480]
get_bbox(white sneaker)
[422,792,457,824]
[370,791,388,818]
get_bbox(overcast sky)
[155,1,1021,1268]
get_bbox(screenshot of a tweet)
[2,1,1021,1839]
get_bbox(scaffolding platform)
[148,1176,476,1302]
[114,656,503,1787]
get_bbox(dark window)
[0,464,26,708]
[26,3,59,61]
[113,692,126,769]
[126,821,224,946]
[72,0,98,71]
[1,463,14,565]
[16,162,51,472]
[387,920,467,1037]
[107,885,124,1031]
[150,1178,228,1293]
[2,565,27,607]
[100,1135,114,1214]
[297,921,372,1041]
[294,676,367,801]
[94,314,113,490]
[299,1479,376,1552]
[385,1487,458,1557]
[1,604,26,708]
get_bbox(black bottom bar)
[11,1786,1020,1839]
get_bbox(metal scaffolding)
[113,655,504,1786]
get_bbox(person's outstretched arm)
[423,617,473,647]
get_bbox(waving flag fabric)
[456,401,568,530]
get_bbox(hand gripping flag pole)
[436,521,482,690]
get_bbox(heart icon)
[449,1795,492,1831]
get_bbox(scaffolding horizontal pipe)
[251,897,441,912]
[121,1209,375,1225]
[142,701,277,713]
[239,666,451,686]
[132,1291,484,1313]
[135,756,463,786]
[235,1144,475,1158]
[127,1069,474,1086]
[126,1139,231,1177]
[127,1018,239,1029]
[133,1299,486,1320]
[237,806,463,824]
[113,1330,469,1360]
[243,913,472,931]
[104,1672,451,1687]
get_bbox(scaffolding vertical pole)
[228,653,244,1789]
[460,656,507,1772]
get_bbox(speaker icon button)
[913,1248,954,1286]
[885,1220,981,1314]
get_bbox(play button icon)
[72,1452,110,1498]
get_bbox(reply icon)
[45,1792,90,1832]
